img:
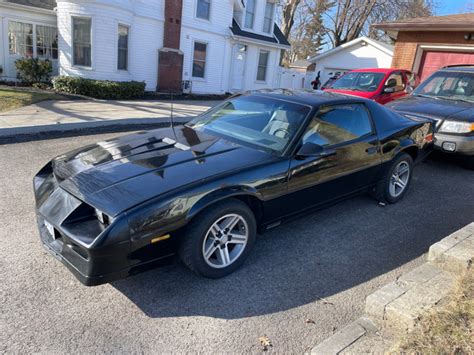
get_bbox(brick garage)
[373,14,474,81]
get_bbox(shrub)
[15,57,52,84]
[52,76,146,99]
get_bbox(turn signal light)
[151,234,171,244]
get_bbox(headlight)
[438,120,474,134]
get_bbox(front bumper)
[38,214,130,286]
[434,133,474,156]
[34,165,133,286]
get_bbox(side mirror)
[384,78,397,93]
[405,85,414,94]
[386,78,397,87]
[296,142,336,158]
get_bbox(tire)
[179,199,257,278]
[373,153,414,204]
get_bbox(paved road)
[1,132,473,353]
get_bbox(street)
[1,131,473,353]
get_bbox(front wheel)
[373,153,414,204]
[179,199,257,278]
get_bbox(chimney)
[157,0,184,92]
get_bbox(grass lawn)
[0,86,65,113]
[395,271,473,354]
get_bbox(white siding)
[241,0,276,39]
[56,0,164,90]
[0,4,57,80]
[181,0,234,94]
[315,43,393,85]
[3,0,286,94]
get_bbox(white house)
[0,0,290,94]
[308,36,394,87]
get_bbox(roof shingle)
[373,13,474,30]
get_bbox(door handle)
[366,147,378,155]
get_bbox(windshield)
[414,71,474,103]
[186,96,311,154]
[330,72,386,92]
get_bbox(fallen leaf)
[305,318,316,324]
[258,335,272,351]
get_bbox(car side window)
[302,104,373,147]
[386,72,405,92]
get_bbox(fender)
[186,185,263,221]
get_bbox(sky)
[435,0,473,15]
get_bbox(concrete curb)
[0,116,191,144]
[311,317,377,354]
[309,222,474,354]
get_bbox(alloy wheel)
[202,214,249,269]
[389,161,410,198]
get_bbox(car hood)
[324,88,375,99]
[52,126,276,217]
[386,95,473,123]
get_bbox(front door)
[232,44,247,91]
[286,103,382,214]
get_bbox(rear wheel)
[373,153,413,204]
[179,199,257,278]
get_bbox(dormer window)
[196,0,211,20]
[263,1,274,33]
[244,0,255,29]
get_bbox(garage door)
[418,51,474,82]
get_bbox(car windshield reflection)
[330,72,386,92]
[413,71,474,103]
[186,95,311,154]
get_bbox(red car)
[324,68,417,105]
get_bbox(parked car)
[386,65,474,169]
[320,73,343,89]
[324,68,417,104]
[34,90,434,286]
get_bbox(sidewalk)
[0,99,219,139]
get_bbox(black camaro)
[34,90,434,286]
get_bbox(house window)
[73,17,92,67]
[263,1,274,33]
[192,42,207,78]
[244,0,255,29]
[36,25,58,59]
[257,50,269,81]
[196,0,210,20]
[117,25,129,71]
[8,21,33,57]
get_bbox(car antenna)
[170,91,177,139]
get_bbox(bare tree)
[279,0,303,64]
[279,0,435,66]
[281,0,303,38]
[324,0,435,47]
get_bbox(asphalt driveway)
[1,132,473,353]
